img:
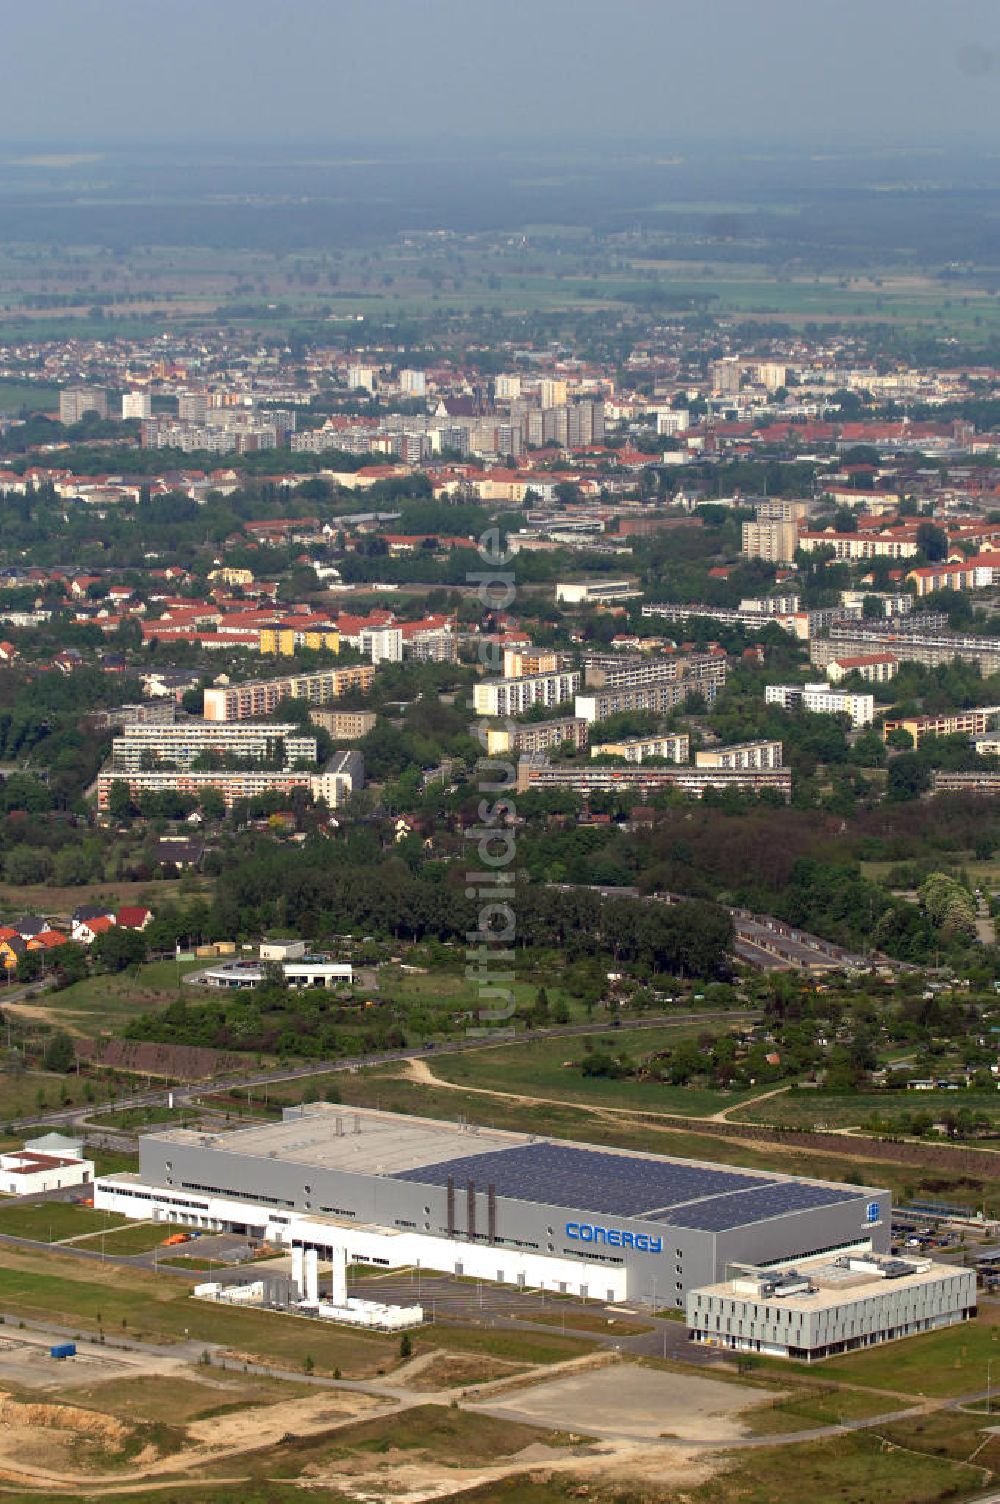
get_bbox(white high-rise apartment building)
[122,391,152,421]
[347,365,377,394]
[360,626,403,664]
[399,369,426,397]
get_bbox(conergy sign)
[566,1221,662,1253]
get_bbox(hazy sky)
[4,0,1000,146]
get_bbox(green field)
[733,1088,1000,1131]
[676,1429,985,1504]
[427,1025,758,1117]
[817,1308,1000,1397]
[0,379,60,412]
[0,1070,84,1121]
[383,966,584,1023]
[44,957,211,1032]
[0,1202,127,1241]
[73,1221,180,1256]
[86,1104,199,1130]
[744,1382,909,1434]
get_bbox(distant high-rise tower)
[60,387,108,424]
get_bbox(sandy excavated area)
[472,1362,780,1441]
[184,1387,387,1449]
[302,1436,722,1504]
[0,1385,395,1490]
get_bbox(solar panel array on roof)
[664,1181,858,1232]
[396,1141,775,1218]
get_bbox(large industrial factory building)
[95,1104,899,1308]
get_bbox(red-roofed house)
[71,916,115,946]
[117,907,152,931]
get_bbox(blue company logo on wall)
[566,1221,662,1253]
[866,1202,881,1225]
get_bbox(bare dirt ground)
[471,1362,780,1443]
[0,1382,394,1491]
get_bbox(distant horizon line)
[0,133,993,157]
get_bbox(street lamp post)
[989,1358,994,1414]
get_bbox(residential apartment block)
[60,386,108,424]
[826,654,898,685]
[472,670,581,718]
[109,720,316,772]
[931,771,1000,796]
[741,518,800,564]
[308,709,377,740]
[766,683,875,728]
[812,624,1000,676]
[517,759,791,802]
[502,648,560,678]
[695,740,783,770]
[591,734,689,764]
[882,707,1000,746]
[484,717,589,757]
[360,625,403,663]
[259,624,340,656]
[203,666,376,721]
[583,652,728,699]
[797,529,919,561]
[576,682,687,724]
[98,750,363,812]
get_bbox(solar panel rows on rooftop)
[396,1140,786,1220]
[664,1181,859,1232]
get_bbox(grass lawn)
[0,1202,127,1241]
[382,967,584,1026]
[73,1221,179,1256]
[91,1147,140,1177]
[744,1382,907,1434]
[525,1310,652,1336]
[157,1254,229,1271]
[0,379,61,412]
[816,1310,1000,1397]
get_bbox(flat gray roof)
[151,1105,527,1176]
